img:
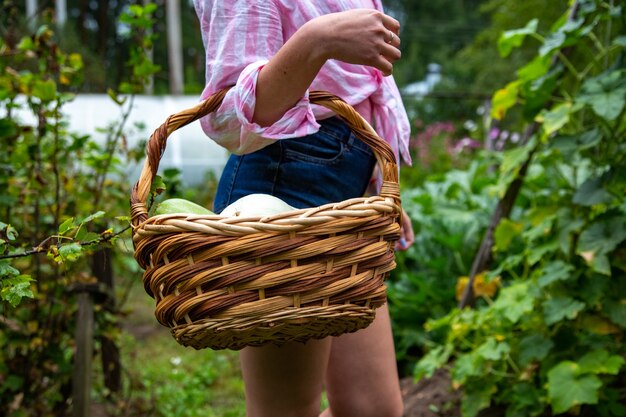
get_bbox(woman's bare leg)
[320,304,403,417]
[240,337,332,417]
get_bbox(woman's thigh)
[240,338,332,417]
[322,304,403,417]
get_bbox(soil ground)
[401,370,462,417]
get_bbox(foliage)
[383,0,489,85]
[5,0,206,94]
[388,0,568,133]
[455,0,569,95]
[390,157,498,373]
[91,309,246,417]
[132,344,245,417]
[0,5,159,415]
[402,1,626,415]
[400,119,483,188]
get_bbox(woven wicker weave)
[130,89,402,350]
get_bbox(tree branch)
[0,225,131,261]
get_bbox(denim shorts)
[213,117,377,212]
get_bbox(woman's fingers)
[394,208,414,251]
[311,9,401,76]
[381,13,401,36]
[377,34,401,76]
[379,16,401,75]
[385,30,401,48]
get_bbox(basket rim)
[129,89,401,234]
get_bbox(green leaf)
[577,70,626,121]
[35,24,52,39]
[476,337,510,361]
[535,102,572,136]
[613,36,626,48]
[1,375,24,392]
[578,350,625,375]
[604,301,626,328]
[0,260,20,277]
[58,217,76,234]
[507,383,542,411]
[537,260,574,287]
[500,144,531,177]
[414,345,452,381]
[589,254,611,275]
[462,384,494,417]
[32,79,57,102]
[491,81,520,120]
[518,334,554,366]
[577,216,626,258]
[573,176,614,206]
[551,128,602,154]
[526,240,559,265]
[80,211,105,224]
[16,36,35,51]
[539,31,566,57]
[133,60,160,77]
[522,68,561,120]
[494,219,523,251]
[491,254,524,276]
[143,2,157,14]
[517,55,551,82]
[56,242,83,263]
[0,275,34,307]
[107,88,127,106]
[543,296,585,325]
[4,224,18,241]
[547,361,602,413]
[492,282,535,323]
[74,228,101,243]
[452,352,483,384]
[0,118,18,138]
[557,210,585,255]
[498,19,538,57]
[151,174,167,196]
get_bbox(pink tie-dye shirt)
[193,0,412,166]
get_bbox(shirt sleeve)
[194,0,320,155]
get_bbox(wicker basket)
[130,89,402,350]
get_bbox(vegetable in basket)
[154,198,215,215]
[220,193,296,217]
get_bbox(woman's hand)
[253,9,401,126]
[395,208,414,251]
[307,9,401,76]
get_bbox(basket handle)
[130,88,400,228]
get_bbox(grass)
[93,274,247,417]
[94,261,336,416]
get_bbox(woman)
[193,2,414,416]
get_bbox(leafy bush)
[390,158,498,372]
[396,1,626,415]
[0,5,158,415]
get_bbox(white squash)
[220,194,296,217]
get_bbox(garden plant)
[393,0,626,415]
[1,0,624,416]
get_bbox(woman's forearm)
[252,9,401,127]
[252,22,327,127]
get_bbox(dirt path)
[401,370,462,417]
